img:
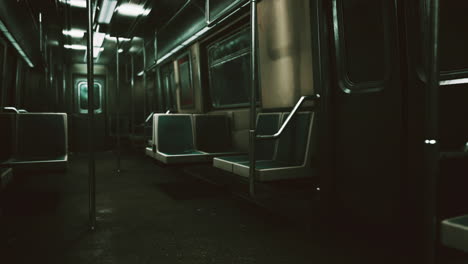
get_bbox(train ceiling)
[0,0,241,65]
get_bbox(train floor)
[0,149,411,264]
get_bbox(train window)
[439,1,468,73]
[335,0,389,89]
[207,27,254,108]
[177,54,194,109]
[78,82,102,114]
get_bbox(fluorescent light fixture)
[439,78,468,86]
[64,44,87,50]
[0,20,34,67]
[98,0,118,24]
[62,29,85,38]
[94,46,103,58]
[117,3,151,17]
[137,71,144,76]
[118,49,123,53]
[93,32,106,47]
[105,35,132,42]
[59,0,86,8]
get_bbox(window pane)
[79,83,101,110]
[341,0,386,84]
[439,1,468,72]
[210,54,250,106]
[178,56,193,108]
[208,27,257,108]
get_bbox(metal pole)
[86,0,96,231]
[248,0,257,197]
[424,0,439,263]
[142,41,147,121]
[116,38,121,173]
[130,55,135,136]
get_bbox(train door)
[71,75,107,152]
[328,0,403,230]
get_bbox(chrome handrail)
[256,94,320,140]
[3,107,19,113]
[145,112,155,123]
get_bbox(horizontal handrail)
[145,112,155,123]
[256,94,320,140]
[3,107,19,113]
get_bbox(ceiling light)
[105,35,132,43]
[94,47,104,58]
[98,0,118,24]
[116,3,151,17]
[62,29,85,38]
[59,0,86,8]
[137,71,144,76]
[64,44,87,50]
[93,32,105,47]
[118,49,123,53]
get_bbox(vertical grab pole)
[116,38,121,173]
[424,0,439,263]
[130,55,135,137]
[86,0,96,230]
[248,0,257,197]
[142,40,147,125]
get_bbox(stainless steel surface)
[143,39,147,121]
[257,0,314,108]
[248,0,257,198]
[257,94,320,140]
[116,38,121,173]
[3,107,19,113]
[86,0,96,231]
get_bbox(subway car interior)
[0,0,467,263]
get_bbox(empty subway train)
[0,0,467,263]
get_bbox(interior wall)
[258,0,314,108]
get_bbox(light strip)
[156,27,211,65]
[0,20,34,67]
[98,0,118,24]
[59,0,86,8]
[137,70,144,76]
[93,32,106,47]
[64,44,87,50]
[116,3,151,17]
[439,78,468,86]
[62,29,85,38]
[105,35,132,42]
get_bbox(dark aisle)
[0,151,323,264]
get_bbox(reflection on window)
[178,55,193,109]
[208,27,257,108]
[79,82,102,113]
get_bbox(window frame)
[206,26,255,109]
[77,81,103,114]
[332,0,391,94]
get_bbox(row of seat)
[0,112,68,171]
[145,111,315,182]
[145,114,242,164]
[214,112,315,181]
